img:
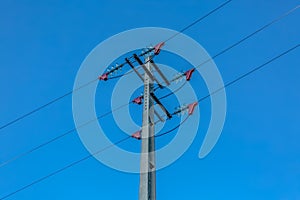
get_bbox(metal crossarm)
[125,58,144,81]
[150,93,172,119]
[149,60,170,86]
[133,54,156,81]
[154,110,165,122]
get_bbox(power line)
[1,44,298,200]
[0,78,98,131]
[1,2,297,135]
[0,0,236,165]
[0,0,232,132]
[1,3,298,134]
[156,44,300,138]
[194,5,300,70]
[158,81,187,100]
[197,44,300,103]
[0,136,131,200]
[0,102,129,168]
[164,0,232,43]
[0,82,187,168]
[2,5,299,167]
[1,4,299,198]
[128,4,300,88]
[155,115,190,137]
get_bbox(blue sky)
[0,0,300,199]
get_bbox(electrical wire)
[197,44,300,103]
[0,80,187,168]
[1,3,299,198]
[158,81,188,100]
[133,4,300,89]
[193,5,300,70]
[0,136,131,200]
[1,43,298,200]
[0,78,98,132]
[0,102,130,168]
[164,0,232,43]
[1,12,298,179]
[0,112,179,200]
[0,0,233,132]
[1,39,299,169]
[2,2,296,132]
[155,44,300,138]
[155,115,190,138]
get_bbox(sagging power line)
[1,3,299,170]
[0,0,233,132]
[1,42,298,200]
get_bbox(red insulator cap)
[185,68,195,81]
[132,96,143,105]
[188,102,198,115]
[99,73,108,81]
[131,130,141,140]
[154,42,165,55]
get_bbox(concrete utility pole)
[139,56,156,200]
[102,42,195,200]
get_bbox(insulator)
[142,46,154,58]
[182,109,188,115]
[132,96,143,105]
[131,130,141,140]
[154,42,165,55]
[188,102,198,115]
[116,63,121,69]
[180,105,187,114]
[99,73,108,81]
[174,104,188,116]
[173,72,184,84]
[185,68,195,81]
[111,66,119,75]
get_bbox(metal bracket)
[150,93,172,119]
[125,58,144,82]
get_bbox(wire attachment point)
[99,73,109,81]
[132,96,143,105]
[173,72,185,83]
[131,130,142,140]
[154,42,165,55]
[185,68,195,81]
[187,102,198,115]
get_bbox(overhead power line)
[164,0,232,42]
[0,81,187,168]
[0,136,132,200]
[0,102,129,168]
[1,44,298,200]
[0,0,233,132]
[1,3,299,199]
[1,3,299,168]
[193,5,300,70]
[1,4,298,134]
[0,78,98,131]
[197,44,300,102]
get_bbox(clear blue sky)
[0,0,300,199]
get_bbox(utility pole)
[125,43,180,199]
[102,42,197,199]
[139,56,156,200]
